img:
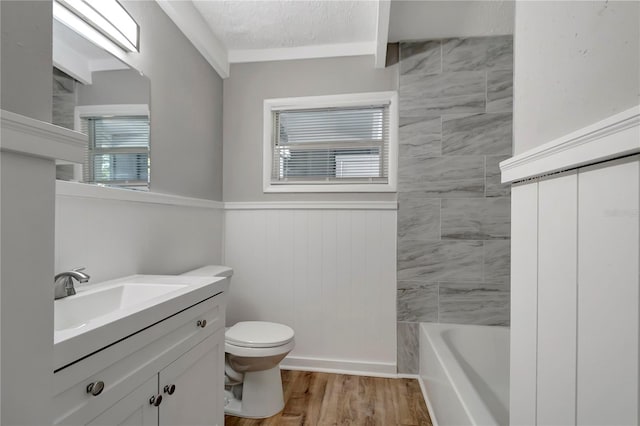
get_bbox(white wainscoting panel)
[537,172,578,426]
[56,187,224,284]
[509,155,640,425]
[507,104,640,425]
[509,182,540,426]
[576,156,639,426]
[224,208,397,375]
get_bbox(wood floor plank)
[303,372,329,425]
[225,370,432,426]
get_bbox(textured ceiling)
[192,0,378,50]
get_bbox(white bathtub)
[419,323,510,426]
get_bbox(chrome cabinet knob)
[149,394,163,407]
[163,384,176,395]
[86,381,104,396]
[197,319,207,328]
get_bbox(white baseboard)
[397,373,419,379]
[280,355,397,378]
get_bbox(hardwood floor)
[224,370,432,426]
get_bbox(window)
[75,104,150,190]
[263,92,398,192]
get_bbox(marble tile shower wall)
[53,68,77,131]
[396,36,513,373]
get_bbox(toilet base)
[224,366,284,418]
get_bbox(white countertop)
[54,274,227,371]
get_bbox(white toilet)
[181,265,295,418]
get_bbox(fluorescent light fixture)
[53,1,124,58]
[55,0,139,52]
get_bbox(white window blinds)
[271,105,390,185]
[81,115,150,189]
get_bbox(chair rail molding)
[1,109,86,162]
[57,180,224,209]
[501,105,640,183]
[224,201,398,210]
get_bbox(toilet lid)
[225,321,295,348]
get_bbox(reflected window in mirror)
[76,105,150,190]
[52,0,150,191]
[52,65,151,190]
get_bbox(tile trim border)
[500,105,640,183]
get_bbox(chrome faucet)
[54,268,90,300]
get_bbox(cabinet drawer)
[53,294,225,425]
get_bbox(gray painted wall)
[1,3,55,422]
[223,56,398,202]
[77,69,150,106]
[396,37,513,374]
[1,153,56,425]
[53,69,150,131]
[3,1,223,200]
[0,1,52,122]
[514,0,640,155]
[114,1,223,200]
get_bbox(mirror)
[52,13,151,191]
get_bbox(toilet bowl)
[181,266,295,419]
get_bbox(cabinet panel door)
[87,376,158,426]
[159,330,224,426]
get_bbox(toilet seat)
[225,321,294,348]
[225,339,295,358]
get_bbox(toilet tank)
[181,265,234,278]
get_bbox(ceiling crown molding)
[155,0,229,79]
[155,0,392,74]
[228,42,376,64]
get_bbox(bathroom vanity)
[52,275,227,426]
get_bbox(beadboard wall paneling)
[508,155,639,425]
[55,190,224,284]
[224,208,397,375]
[537,172,578,425]
[509,181,539,426]
[576,157,639,425]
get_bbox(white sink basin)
[55,283,186,331]
[54,274,227,370]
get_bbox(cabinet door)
[87,376,158,426]
[158,329,224,426]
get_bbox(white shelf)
[1,109,86,163]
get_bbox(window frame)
[74,104,150,189]
[263,91,398,193]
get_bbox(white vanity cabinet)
[158,329,224,426]
[53,293,226,426]
[86,376,158,426]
